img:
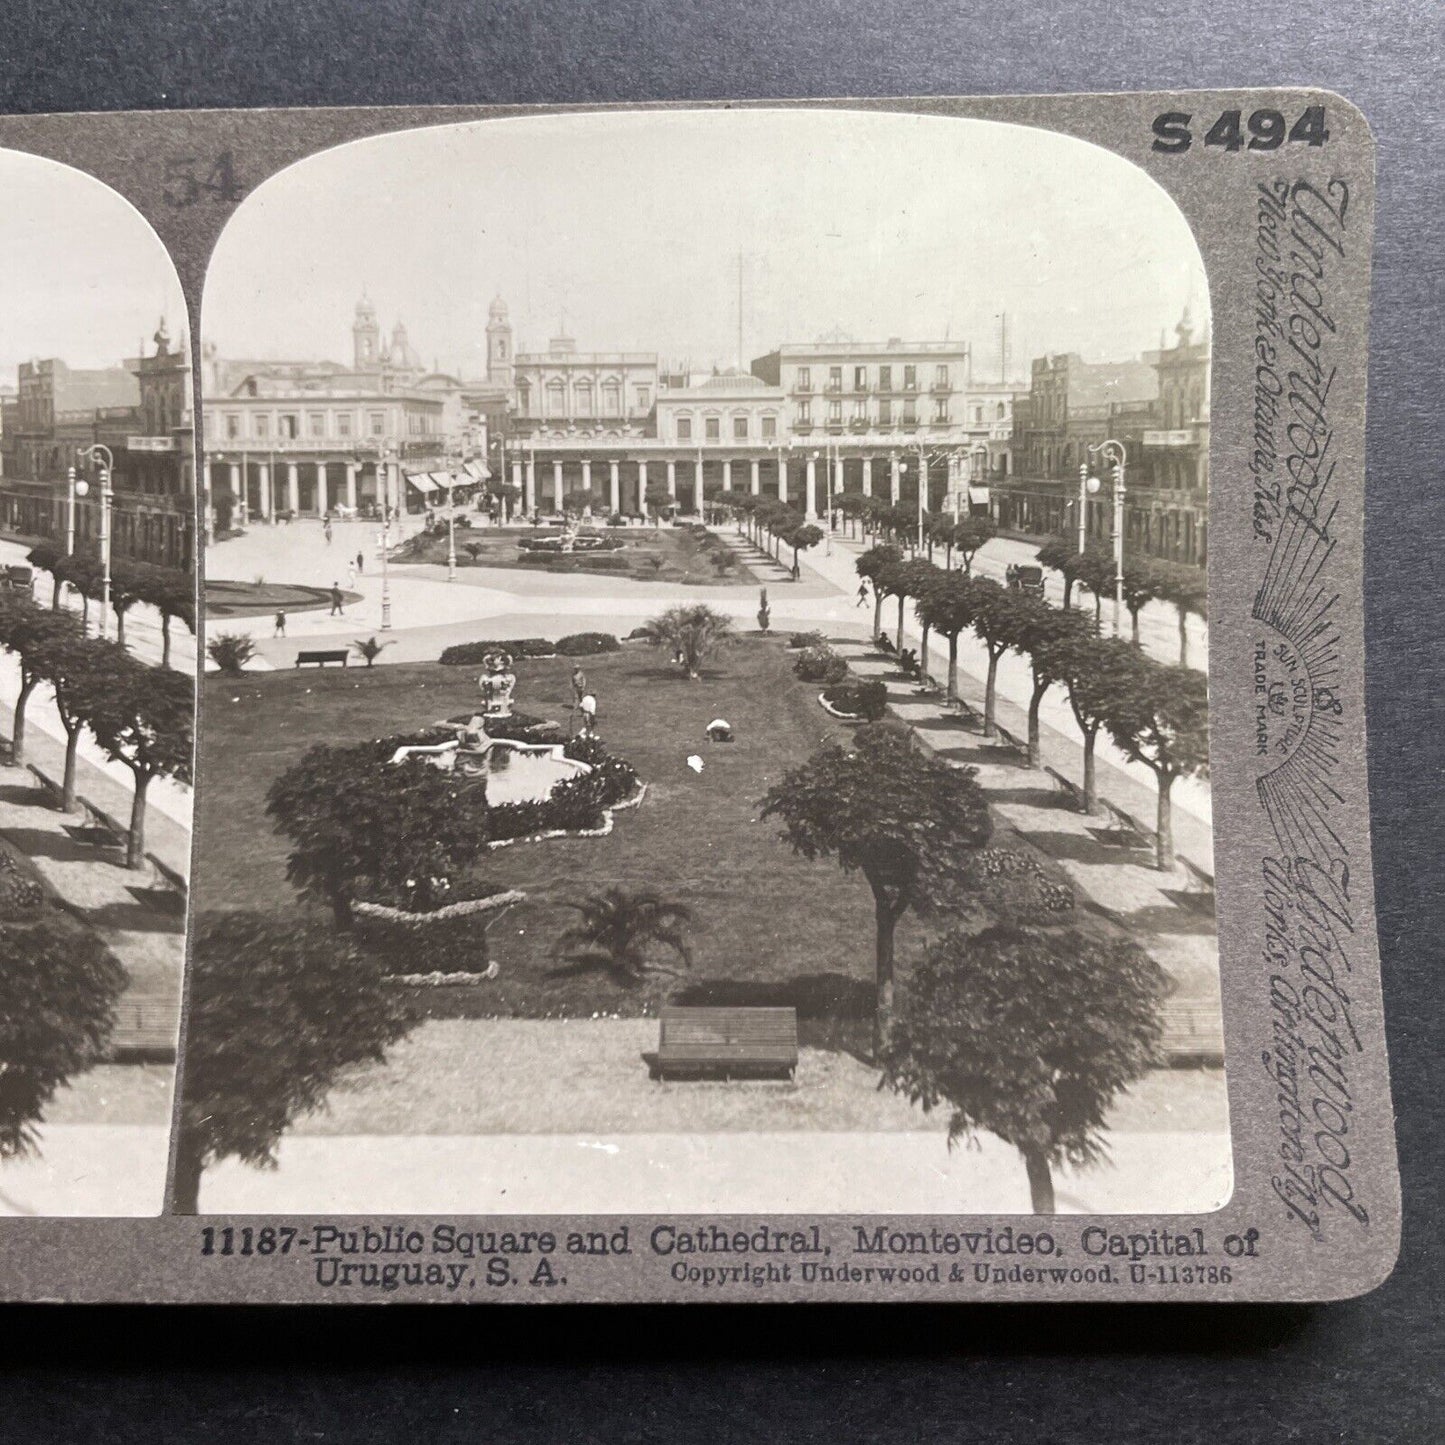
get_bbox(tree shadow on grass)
[671,971,875,1062]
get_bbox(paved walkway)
[0,1125,169,1217]
[197,1123,1231,1216]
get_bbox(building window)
[852,400,866,423]
[575,381,593,417]
[934,399,949,423]
[369,412,385,436]
[878,365,892,392]
[903,400,917,424]
[828,366,842,393]
[279,414,299,439]
[878,399,891,424]
[935,363,949,388]
[677,416,693,441]
[308,412,326,437]
[517,382,531,414]
[797,366,811,391]
[602,381,621,415]
[996,401,1007,421]
[854,365,868,391]
[546,379,565,417]
[733,415,748,440]
[254,414,270,439]
[225,413,241,439]
[797,400,811,424]
[828,399,842,424]
[337,412,353,437]
[635,385,651,411]
[973,406,984,425]
[761,414,777,438]
[705,415,721,441]
[904,365,917,391]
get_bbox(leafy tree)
[856,544,904,644]
[948,513,997,575]
[0,901,125,1161]
[135,563,195,667]
[1054,633,1139,813]
[895,558,941,679]
[962,577,1021,738]
[644,479,673,520]
[26,542,63,608]
[82,656,194,869]
[207,632,255,674]
[1073,545,1116,624]
[211,485,238,533]
[352,635,393,668]
[1004,597,1096,768]
[1036,535,1082,610]
[562,486,607,517]
[786,522,824,579]
[267,738,492,926]
[1103,658,1210,870]
[1120,560,1164,648]
[1153,562,1208,667]
[105,560,147,648]
[48,633,121,812]
[551,887,694,987]
[171,911,415,1213]
[761,723,993,1053]
[643,603,735,680]
[882,921,1167,1212]
[0,596,82,766]
[915,570,975,705]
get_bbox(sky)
[0,149,186,384]
[205,108,1209,383]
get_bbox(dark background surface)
[1,1,1441,1439]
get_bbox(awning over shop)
[405,472,438,494]
[464,460,491,482]
[968,486,991,506]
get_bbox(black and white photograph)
[180,107,1223,1216]
[0,148,195,1216]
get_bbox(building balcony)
[930,381,952,394]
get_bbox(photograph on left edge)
[0,148,194,1216]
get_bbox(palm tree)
[644,603,735,680]
[551,887,694,986]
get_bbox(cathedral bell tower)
[353,293,380,370]
[486,294,514,388]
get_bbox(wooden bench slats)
[296,649,350,668]
[652,1006,799,1081]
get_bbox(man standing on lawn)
[329,583,344,617]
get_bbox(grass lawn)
[396,522,760,586]
[205,580,355,617]
[41,1063,175,1125]
[198,638,914,1021]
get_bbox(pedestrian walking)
[274,608,287,637]
[856,581,869,607]
[346,560,356,589]
[329,583,344,617]
[356,549,365,575]
[569,664,588,737]
[324,518,334,545]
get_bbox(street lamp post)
[66,465,81,557]
[374,440,395,630]
[445,452,460,584]
[1086,439,1127,636]
[78,445,114,640]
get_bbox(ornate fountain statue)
[478,649,517,718]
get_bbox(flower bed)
[439,638,555,665]
[793,644,849,685]
[818,678,889,721]
[555,632,620,656]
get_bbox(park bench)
[1158,1003,1225,1067]
[77,795,128,851]
[1102,798,1155,850]
[942,692,980,724]
[648,1006,799,1082]
[1179,856,1216,894]
[147,851,189,897]
[1044,765,1087,812]
[25,762,63,805]
[988,723,1029,762]
[296,648,350,668]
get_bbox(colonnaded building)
[200,294,1210,567]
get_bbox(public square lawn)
[398,522,760,586]
[198,639,910,1018]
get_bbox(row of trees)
[1035,536,1207,667]
[856,544,1209,872]
[27,543,195,664]
[763,720,1165,1212]
[717,490,826,578]
[0,593,193,868]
